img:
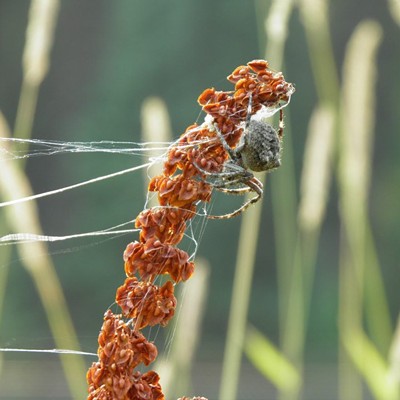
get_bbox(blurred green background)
[0,1,399,399]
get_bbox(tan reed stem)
[0,113,13,375]
[141,97,173,207]
[298,0,339,105]
[388,0,400,26]
[271,1,341,398]
[338,19,386,400]
[279,104,335,400]
[0,127,87,399]
[14,0,59,150]
[2,2,86,397]
[218,2,295,400]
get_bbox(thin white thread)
[0,219,138,245]
[0,137,174,159]
[0,162,154,208]
[0,74,294,361]
[0,348,97,357]
[0,135,214,160]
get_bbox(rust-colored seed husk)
[87,60,294,400]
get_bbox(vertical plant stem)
[0,114,13,375]
[141,96,172,208]
[219,1,295,399]
[218,202,264,400]
[274,1,340,398]
[0,130,88,399]
[281,105,335,400]
[297,105,335,318]
[271,117,298,358]
[337,20,383,400]
[389,316,400,383]
[14,0,59,147]
[2,2,87,398]
[364,225,393,354]
[298,0,339,105]
[13,84,40,149]
[387,0,400,26]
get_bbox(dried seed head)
[88,60,294,400]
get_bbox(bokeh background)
[0,1,399,399]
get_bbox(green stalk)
[364,224,393,354]
[218,1,295,399]
[2,2,87,397]
[280,105,335,400]
[274,1,340,398]
[0,128,87,399]
[388,0,400,26]
[337,20,384,400]
[218,200,265,400]
[14,0,59,147]
[296,105,335,320]
[298,0,339,105]
[0,115,13,376]
[140,96,172,206]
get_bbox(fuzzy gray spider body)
[236,119,281,172]
[197,97,284,219]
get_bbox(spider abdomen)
[241,119,281,172]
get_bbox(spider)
[199,96,284,219]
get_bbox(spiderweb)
[0,89,291,246]
[0,67,293,398]
[0,124,217,353]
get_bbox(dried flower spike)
[87,60,294,400]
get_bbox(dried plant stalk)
[87,60,294,400]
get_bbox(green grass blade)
[344,329,399,400]
[0,127,87,399]
[218,2,295,399]
[245,325,300,392]
[338,19,385,400]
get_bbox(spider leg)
[198,93,265,219]
[244,92,253,128]
[193,160,252,182]
[215,175,262,194]
[209,164,262,192]
[216,185,252,195]
[278,109,284,139]
[212,124,238,160]
[207,177,263,220]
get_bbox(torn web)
[0,91,290,389]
